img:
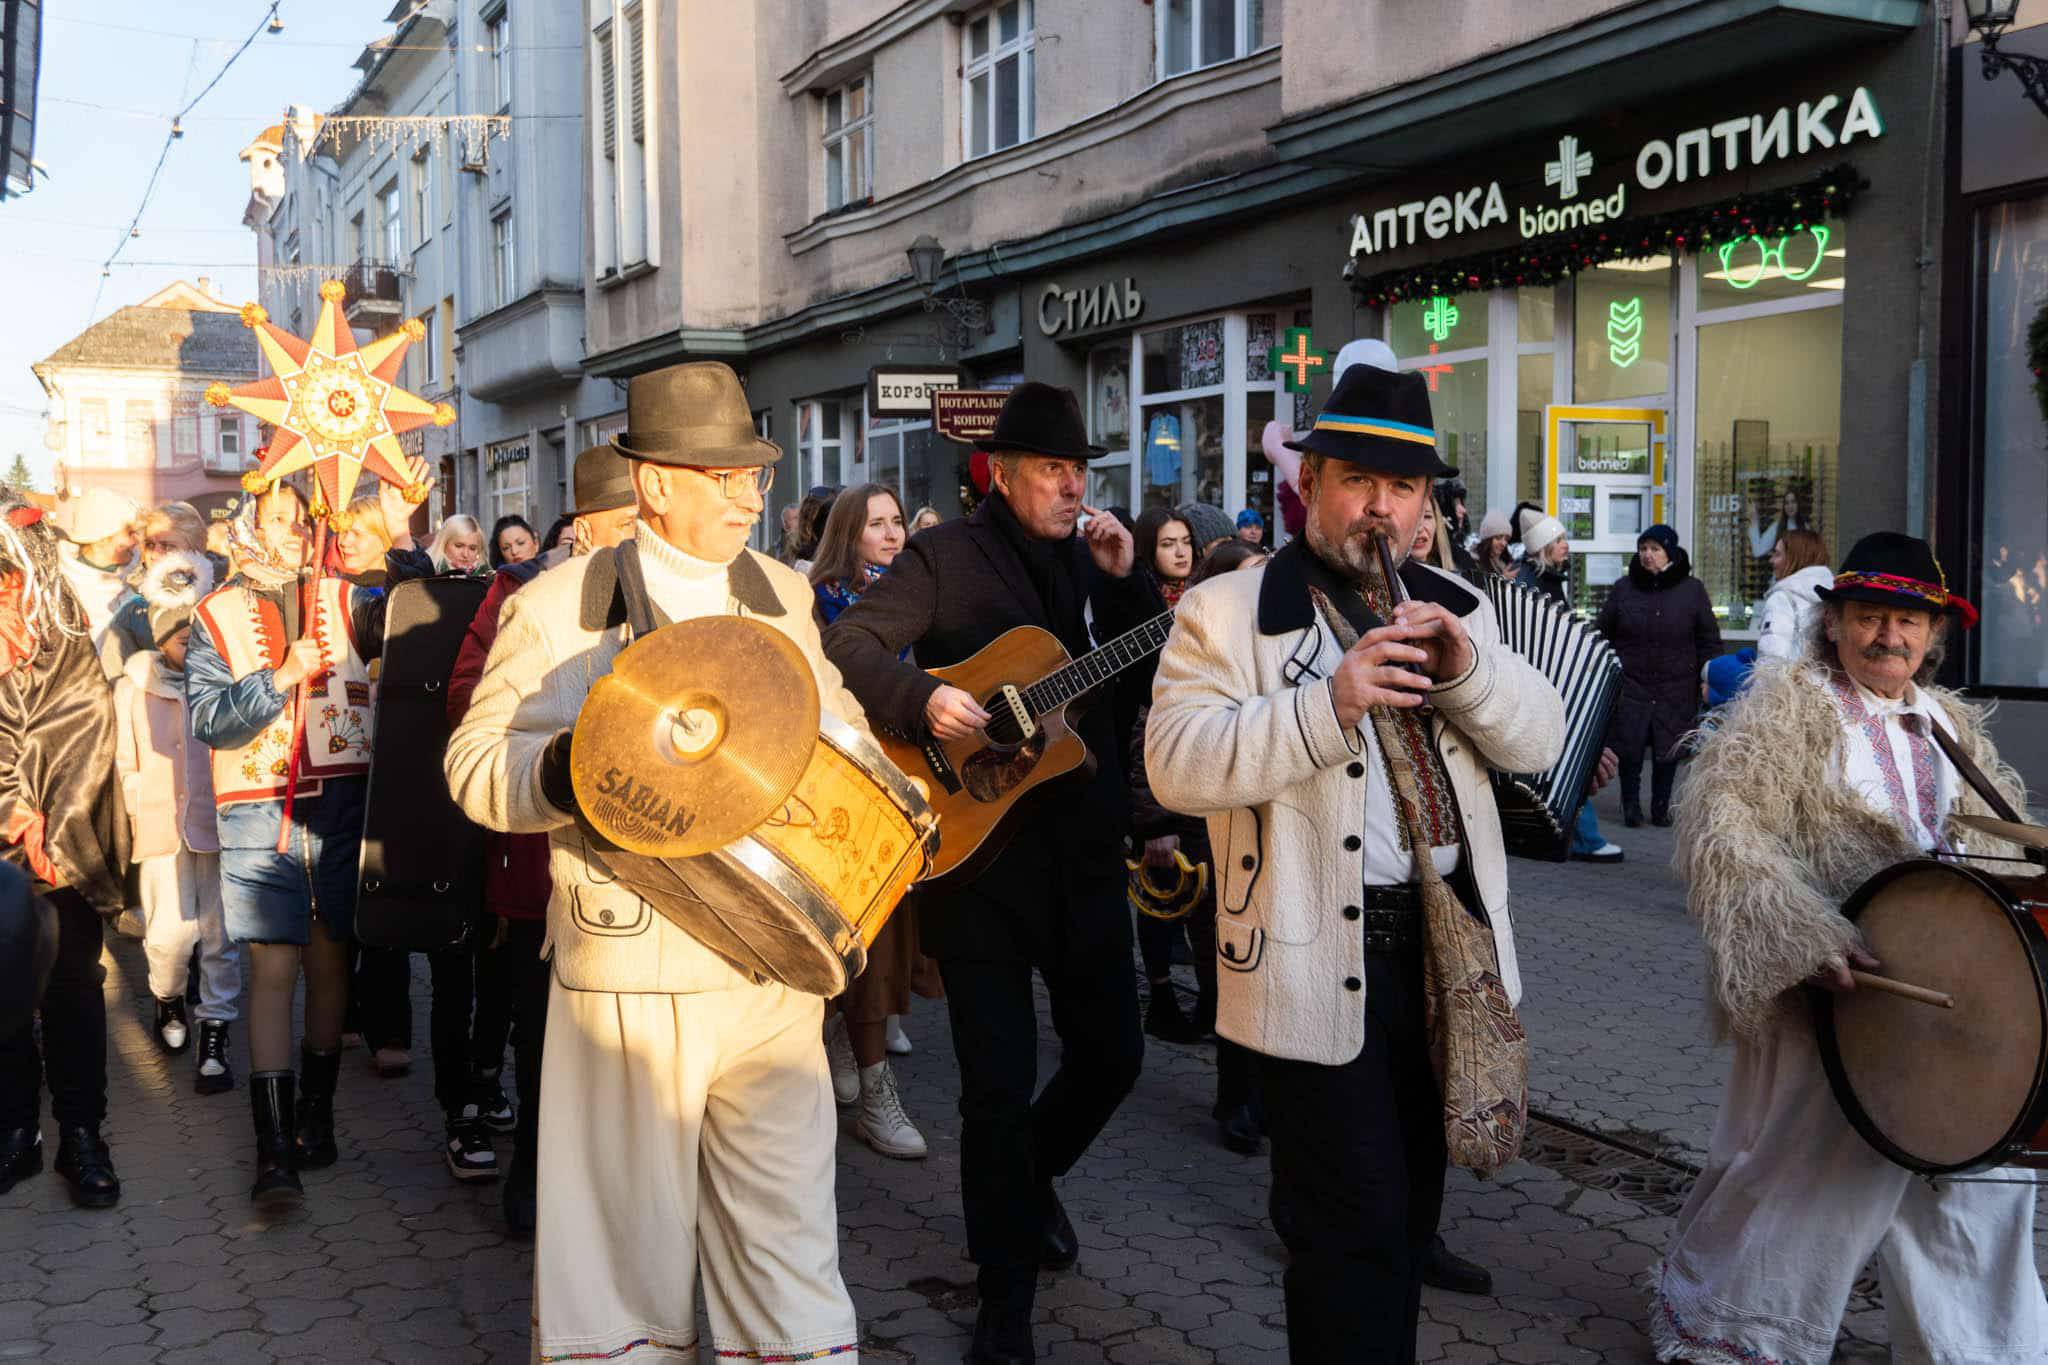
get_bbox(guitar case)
[355,575,490,952]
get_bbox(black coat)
[824,495,1161,960]
[1595,550,1723,761]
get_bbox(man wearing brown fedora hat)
[447,362,868,1363]
[826,381,1155,1363]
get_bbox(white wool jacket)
[1753,564,1832,663]
[1145,542,1565,1066]
[445,540,869,995]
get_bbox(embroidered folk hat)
[1816,531,1978,629]
[611,362,781,468]
[981,382,1109,460]
[570,444,635,515]
[1283,363,1457,477]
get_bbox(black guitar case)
[355,575,490,951]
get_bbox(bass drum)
[1816,858,2048,1175]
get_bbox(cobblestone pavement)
[2,789,2038,1362]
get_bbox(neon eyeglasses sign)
[1713,225,1831,290]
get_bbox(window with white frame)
[486,5,511,112]
[125,400,158,468]
[591,2,651,275]
[79,398,109,461]
[411,147,431,246]
[486,438,530,525]
[348,210,365,263]
[377,179,402,262]
[964,2,1033,160]
[217,415,241,462]
[796,398,848,490]
[491,210,514,308]
[416,309,439,389]
[1159,0,1266,79]
[822,76,872,212]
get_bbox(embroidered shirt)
[1353,575,1462,884]
[633,518,734,624]
[1820,670,1956,852]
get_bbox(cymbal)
[571,616,820,857]
[1953,813,2048,853]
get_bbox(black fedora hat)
[982,382,1108,460]
[1284,364,1456,478]
[1816,531,1978,629]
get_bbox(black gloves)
[540,729,578,816]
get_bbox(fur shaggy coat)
[1677,657,2031,1039]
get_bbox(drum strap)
[611,541,660,643]
[1928,720,2048,866]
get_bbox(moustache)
[1860,642,1914,662]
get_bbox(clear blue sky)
[0,0,390,488]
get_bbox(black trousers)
[1261,940,1445,1365]
[348,946,413,1050]
[1618,756,1678,815]
[936,888,1143,1281]
[429,915,540,1118]
[0,889,108,1130]
[495,917,549,1183]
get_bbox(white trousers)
[532,976,859,1364]
[137,850,239,1022]
[1651,1016,2048,1365]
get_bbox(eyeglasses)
[681,465,774,499]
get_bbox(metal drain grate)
[1521,1112,1700,1218]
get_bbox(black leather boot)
[0,1126,44,1195]
[250,1071,302,1204]
[53,1125,120,1209]
[967,1263,1036,1364]
[1040,1187,1078,1272]
[1421,1234,1493,1295]
[1143,984,1198,1043]
[1623,804,1645,828]
[502,1152,537,1238]
[294,1043,340,1169]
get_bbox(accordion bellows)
[1483,578,1624,861]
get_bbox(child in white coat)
[115,552,240,1094]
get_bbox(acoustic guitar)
[876,609,1176,883]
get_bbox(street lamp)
[1964,0,2048,121]
[906,235,945,292]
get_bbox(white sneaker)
[884,1015,912,1056]
[825,1014,859,1106]
[855,1061,926,1159]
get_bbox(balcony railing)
[342,261,404,322]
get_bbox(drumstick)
[1850,970,1955,1010]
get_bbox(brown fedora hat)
[570,444,635,515]
[611,362,782,468]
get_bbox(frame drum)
[1816,859,2048,1175]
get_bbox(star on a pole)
[206,279,451,524]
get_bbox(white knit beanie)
[1476,509,1512,542]
[1522,515,1566,557]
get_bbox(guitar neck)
[1023,609,1175,714]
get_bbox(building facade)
[33,279,260,515]
[239,0,611,537]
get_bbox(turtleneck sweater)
[632,519,735,623]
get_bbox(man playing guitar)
[825,382,1154,1365]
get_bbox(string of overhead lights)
[311,114,510,162]
[85,0,286,327]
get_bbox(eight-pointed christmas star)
[207,279,452,521]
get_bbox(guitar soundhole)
[961,730,1047,803]
[981,691,1027,749]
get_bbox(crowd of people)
[2,338,2037,1365]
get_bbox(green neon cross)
[1267,327,1327,394]
[1422,295,1460,342]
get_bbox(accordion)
[1482,578,1623,861]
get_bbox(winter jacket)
[1513,557,1569,606]
[1145,539,1565,1065]
[114,650,218,860]
[447,559,550,920]
[1754,563,1831,663]
[1596,550,1723,761]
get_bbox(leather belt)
[1362,883,1423,955]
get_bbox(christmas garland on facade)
[2028,295,2048,429]
[1350,163,1868,307]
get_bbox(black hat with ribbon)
[981,382,1109,460]
[1283,362,1456,478]
[1816,531,1978,629]
[611,362,782,468]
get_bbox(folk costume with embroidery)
[1651,642,2047,1364]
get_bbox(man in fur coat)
[1651,531,2048,1365]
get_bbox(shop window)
[1141,317,1225,393]
[1696,221,1844,310]
[1428,358,1488,514]
[823,75,873,212]
[1690,306,1842,632]
[1574,262,1670,402]
[1389,289,1488,360]
[1516,353,1554,509]
[486,439,532,525]
[1159,0,1266,79]
[964,1,1033,160]
[1141,396,1225,511]
[1975,200,2048,687]
[1087,343,1132,511]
